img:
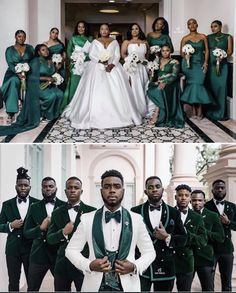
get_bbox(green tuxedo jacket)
[0,196,39,256]
[174,209,207,274]
[193,207,224,268]
[47,201,96,275]
[131,201,187,281]
[205,199,236,254]
[24,197,65,265]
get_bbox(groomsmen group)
[0,168,235,292]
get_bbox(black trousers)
[27,262,54,291]
[6,254,30,291]
[54,270,84,291]
[140,276,175,291]
[214,253,234,291]
[176,272,194,291]
[194,266,214,291]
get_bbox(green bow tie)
[105,210,121,223]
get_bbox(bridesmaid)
[121,23,149,118]
[206,20,233,120]
[147,44,184,128]
[1,30,34,123]
[44,27,66,90]
[180,18,212,119]
[147,17,174,59]
[60,20,93,112]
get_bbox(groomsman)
[174,184,207,292]
[24,177,65,291]
[0,167,39,291]
[47,177,96,291]
[131,176,187,291]
[65,170,156,292]
[205,179,236,291]
[191,189,225,291]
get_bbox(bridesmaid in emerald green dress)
[147,17,174,60]
[60,21,93,112]
[180,19,212,119]
[147,44,184,128]
[44,28,66,91]
[1,30,34,123]
[206,20,233,120]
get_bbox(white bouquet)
[182,44,195,68]
[15,62,30,92]
[123,52,140,75]
[71,45,87,75]
[146,57,159,79]
[213,48,227,75]
[98,50,111,70]
[150,45,161,55]
[52,54,63,65]
[52,73,64,86]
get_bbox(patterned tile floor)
[43,117,203,143]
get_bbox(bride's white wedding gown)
[63,39,142,129]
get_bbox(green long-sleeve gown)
[147,34,174,61]
[0,57,63,136]
[147,58,185,128]
[60,35,93,112]
[1,44,34,113]
[205,33,229,120]
[180,40,212,105]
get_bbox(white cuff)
[165,234,171,247]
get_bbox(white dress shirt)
[213,198,224,215]
[16,196,29,220]
[45,202,54,217]
[68,201,80,223]
[149,205,162,229]
[180,209,188,224]
[102,206,122,252]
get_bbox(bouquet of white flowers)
[146,57,159,79]
[123,52,140,75]
[98,50,111,70]
[182,44,195,68]
[150,45,161,55]
[15,63,30,99]
[52,73,64,86]
[212,48,227,75]
[52,54,63,65]
[70,45,87,75]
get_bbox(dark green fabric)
[0,196,39,256]
[131,201,187,281]
[0,56,63,136]
[205,199,236,254]
[1,44,34,113]
[180,40,213,105]
[206,33,229,120]
[60,35,93,112]
[47,201,96,275]
[147,34,174,54]
[24,198,65,265]
[193,208,224,267]
[174,209,207,274]
[147,59,184,128]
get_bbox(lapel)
[141,201,154,235]
[184,209,192,226]
[207,199,220,215]
[160,201,169,229]
[38,200,48,220]
[10,197,21,219]
[224,200,231,215]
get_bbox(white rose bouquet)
[15,62,30,91]
[98,50,111,70]
[212,48,227,75]
[150,45,161,55]
[52,73,64,86]
[123,52,140,75]
[146,57,159,79]
[182,44,195,68]
[52,54,63,65]
[71,45,86,75]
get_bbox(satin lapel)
[184,209,192,226]
[160,201,169,229]
[117,207,132,260]
[208,199,220,215]
[92,207,106,258]
[74,202,85,229]
[39,200,48,219]
[11,197,21,219]
[141,201,154,235]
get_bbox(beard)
[101,193,124,208]
[42,190,57,201]
[213,192,226,201]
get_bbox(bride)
[63,23,142,129]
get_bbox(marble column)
[166,144,202,206]
[204,144,236,290]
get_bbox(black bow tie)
[216,200,224,205]
[150,205,161,212]
[67,203,80,212]
[17,197,27,204]
[44,198,56,205]
[181,210,188,215]
[105,210,121,223]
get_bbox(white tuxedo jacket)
[65,209,155,292]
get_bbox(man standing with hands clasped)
[66,169,155,292]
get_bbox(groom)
[66,169,155,292]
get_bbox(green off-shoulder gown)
[147,34,174,61]
[60,35,93,112]
[1,44,34,113]
[180,40,212,105]
[205,33,229,120]
[147,59,185,128]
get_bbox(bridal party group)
[0,17,233,135]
